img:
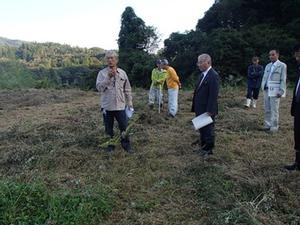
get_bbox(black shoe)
[261,127,270,131]
[168,113,175,118]
[121,138,133,153]
[125,148,134,154]
[106,145,115,152]
[284,163,300,171]
[199,149,213,157]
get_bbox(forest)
[0,0,299,89]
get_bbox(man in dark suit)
[191,54,220,157]
[285,44,300,170]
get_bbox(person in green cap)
[148,59,167,111]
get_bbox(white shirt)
[199,66,212,86]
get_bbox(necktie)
[198,73,205,87]
[296,76,300,102]
[265,63,274,89]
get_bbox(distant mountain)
[0,36,25,47]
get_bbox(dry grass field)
[0,87,299,225]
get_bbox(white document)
[192,112,213,130]
[268,81,280,97]
[125,106,134,119]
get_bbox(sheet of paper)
[268,81,280,97]
[125,106,134,119]
[192,112,213,130]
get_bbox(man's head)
[269,50,279,63]
[294,44,300,64]
[197,54,212,72]
[105,50,118,68]
[252,56,259,65]
[161,59,169,69]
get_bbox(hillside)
[0,37,106,89]
[0,36,24,47]
[0,88,299,224]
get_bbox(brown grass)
[0,87,299,224]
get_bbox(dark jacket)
[247,64,263,88]
[291,70,300,117]
[191,68,220,116]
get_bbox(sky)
[0,0,214,50]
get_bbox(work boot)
[252,99,257,108]
[244,98,251,108]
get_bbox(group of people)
[148,59,181,117]
[96,45,300,171]
[245,50,287,133]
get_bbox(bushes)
[0,60,36,89]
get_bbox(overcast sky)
[0,0,214,49]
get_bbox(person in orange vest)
[161,59,181,117]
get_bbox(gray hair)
[161,59,169,65]
[105,50,118,60]
[198,54,212,64]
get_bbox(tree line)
[119,0,300,88]
[164,0,300,85]
[1,0,299,89]
[0,42,106,89]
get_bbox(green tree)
[118,6,159,87]
[162,0,299,84]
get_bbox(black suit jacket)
[291,73,300,117]
[191,68,220,116]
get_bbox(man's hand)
[108,68,117,78]
[207,112,214,117]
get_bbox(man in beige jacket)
[261,49,287,132]
[96,50,133,153]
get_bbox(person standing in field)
[261,49,287,132]
[148,59,167,110]
[245,56,264,108]
[284,44,300,171]
[96,50,133,153]
[191,54,220,157]
[161,59,181,117]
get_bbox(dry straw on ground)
[0,87,299,224]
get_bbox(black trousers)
[104,110,130,149]
[199,120,215,151]
[246,87,260,100]
[294,103,300,151]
